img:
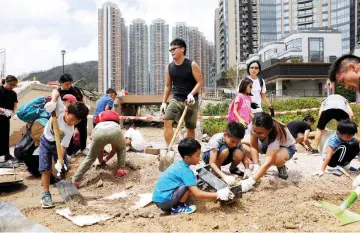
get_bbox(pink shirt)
[227,93,252,124]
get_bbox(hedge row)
[202,98,360,136]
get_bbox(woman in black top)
[48,73,89,156]
[0,75,18,160]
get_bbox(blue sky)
[0,0,218,76]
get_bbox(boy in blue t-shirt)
[315,119,360,176]
[152,138,234,214]
[93,88,117,126]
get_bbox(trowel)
[319,187,360,226]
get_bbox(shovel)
[319,187,360,226]
[52,111,86,206]
[159,106,188,172]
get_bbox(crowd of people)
[1,39,359,215]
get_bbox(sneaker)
[41,192,55,209]
[310,149,320,155]
[277,165,288,180]
[170,204,197,215]
[230,167,244,176]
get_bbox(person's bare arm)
[253,150,277,181]
[190,62,203,96]
[321,146,334,171]
[250,133,260,164]
[347,103,354,119]
[208,149,227,179]
[162,66,172,103]
[51,89,60,102]
[13,102,17,113]
[125,138,131,146]
[303,129,312,149]
[188,186,217,199]
[233,102,246,125]
[260,93,271,108]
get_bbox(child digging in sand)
[153,138,234,214]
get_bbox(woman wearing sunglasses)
[240,112,296,193]
[244,61,274,117]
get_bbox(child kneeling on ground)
[124,118,146,152]
[314,119,360,176]
[152,138,234,214]
[202,122,252,186]
[72,110,128,188]
[39,101,89,208]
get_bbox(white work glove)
[186,93,195,105]
[251,164,260,175]
[217,187,234,201]
[44,101,57,113]
[352,175,360,188]
[240,177,256,193]
[222,175,236,186]
[160,102,167,114]
[3,109,14,118]
[243,168,251,179]
[312,170,325,177]
[55,161,68,177]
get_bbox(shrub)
[202,98,360,136]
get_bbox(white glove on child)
[243,168,251,179]
[160,102,167,114]
[55,161,68,177]
[45,101,57,113]
[352,175,360,188]
[222,175,236,186]
[217,187,234,201]
[240,177,256,193]
[186,93,195,105]
[251,164,260,175]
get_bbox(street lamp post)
[61,50,66,74]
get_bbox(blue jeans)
[203,144,238,166]
[258,141,296,159]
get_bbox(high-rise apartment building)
[129,18,149,95]
[150,19,169,95]
[207,44,216,88]
[98,2,127,93]
[188,27,202,65]
[215,0,258,74]
[259,0,360,54]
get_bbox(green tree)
[225,66,247,89]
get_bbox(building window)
[308,38,324,62]
[285,38,302,51]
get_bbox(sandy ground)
[0,127,360,232]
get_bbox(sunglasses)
[169,47,181,52]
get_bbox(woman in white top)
[245,61,274,117]
[240,112,296,193]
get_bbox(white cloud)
[1,0,219,76]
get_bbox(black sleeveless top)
[57,86,83,101]
[168,58,198,101]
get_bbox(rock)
[148,213,154,219]
[212,224,219,230]
[284,224,297,229]
[125,182,133,189]
[126,161,140,170]
[96,179,103,188]
[139,211,149,218]
[114,213,121,218]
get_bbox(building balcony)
[298,0,312,3]
[298,18,314,25]
[297,11,313,18]
[297,4,313,11]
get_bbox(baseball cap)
[94,110,120,124]
[62,94,77,103]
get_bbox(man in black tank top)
[161,38,203,147]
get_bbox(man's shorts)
[258,141,296,159]
[164,99,198,129]
[317,109,349,130]
[203,144,242,166]
[38,135,67,172]
[155,185,188,211]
